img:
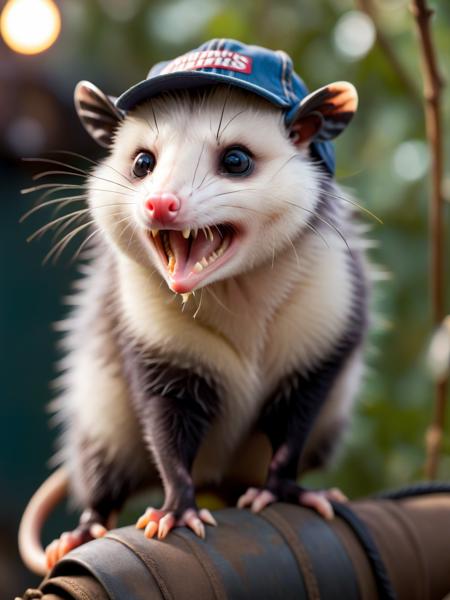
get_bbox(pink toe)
[90,523,107,538]
[144,521,159,539]
[136,507,157,529]
[237,487,260,508]
[251,490,276,513]
[327,488,348,503]
[300,492,334,520]
[46,541,58,569]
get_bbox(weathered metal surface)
[18,496,450,600]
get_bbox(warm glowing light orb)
[1,0,61,55]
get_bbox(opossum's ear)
[74,81,124,148]
[289,82,358,146]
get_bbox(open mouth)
[147,224,237,293]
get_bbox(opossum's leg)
[299,349,365,474]
[238,342,363,518]
[126,358,221,539]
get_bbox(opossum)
[19,42,370,576]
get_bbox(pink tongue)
[168,229,222,276]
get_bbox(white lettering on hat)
[161,50,252,75]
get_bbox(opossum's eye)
[132,152,156,178]
[220,146,253,176]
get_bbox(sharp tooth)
[193,228,198,239]
[181,293,191,304]
[193,262,203,273]
[168,255,175,273]
[151,229,159,238]
[182,227,190,239]
[201,257,208,267]
[207,226,214,242]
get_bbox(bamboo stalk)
[409,0,447,479]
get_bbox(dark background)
[1,0,449,594]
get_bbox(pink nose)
[145,192,180,223]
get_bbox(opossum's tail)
[18,467,68,576]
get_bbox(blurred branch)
[409,0,447,479]
[356,0,421,105]
[427,316,450,383]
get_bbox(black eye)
[132,151,156,178]
[220,147,253,176]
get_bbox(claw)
[45,520,109,570]
[237,487,260,509]
[184,510,205,539]
[199,508,217,526]
[158,513,176,540]
[90,523,107,538]
[136,507,166,530]
[45,540,58,570]
[251,490,276,513]
[327,487,348,503]
[300,491,334,520]
[144,521,159,539]
[137,505,216,541]
[136,507,155,529]
[238,482,346,521]
[57,533,69,561]
[58,532,77,560]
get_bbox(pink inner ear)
[290,113,323,145]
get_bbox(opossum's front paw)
[136,506,217,540]
[45,522,107,570]
[237,482,347,520]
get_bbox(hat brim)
[116,71,290,112]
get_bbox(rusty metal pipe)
[17,492,450,600]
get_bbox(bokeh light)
[5,115,46,155]
[333,10,376,61]
[0,0,61,55]
[98,0,142,23]
[427,317,450,383]
[392,140,429,182]
[148,0,219,44]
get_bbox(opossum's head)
[75,82,357,294]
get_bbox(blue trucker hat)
[116,39,336,175]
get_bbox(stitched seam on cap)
[285,57,297,101]
[277,50,290,102]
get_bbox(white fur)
[56,87,367,496]
[54,259,149,505]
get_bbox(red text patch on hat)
[161,50,252,75]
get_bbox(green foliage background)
[1,0,449,592]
